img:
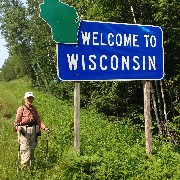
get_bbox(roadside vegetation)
[0,0,179,141]
[0,0,179,179]
[0,78,179,179]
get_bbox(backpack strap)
[23,104,36,120]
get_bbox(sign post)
[144,81,152,153]
[128,1,152,154]
[74,82,80,153]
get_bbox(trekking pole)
[17,131,21,173]
[46,132,49,161]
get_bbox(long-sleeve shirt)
[14,103,46,129]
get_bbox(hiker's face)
[25,96,34,105]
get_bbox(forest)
[0,0,179,143]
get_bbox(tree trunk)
[160,80,169,136]
[155,81,163,122]
[151,83,162,134]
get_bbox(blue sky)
[0,0,27,68]
[0,29,8,68]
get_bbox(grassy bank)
[0,78,179,179]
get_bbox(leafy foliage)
[0,0,179,142]
[0,0,31,77]
[0,78,180,179]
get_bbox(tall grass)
[0,78,179,179]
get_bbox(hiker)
[14,92,49,170]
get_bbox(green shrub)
[0,78,179,179]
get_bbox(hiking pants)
[18,126,37,168]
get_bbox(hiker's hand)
[17,126,22,132]
[44,127,50,133]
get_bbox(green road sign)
[40,0,80,44]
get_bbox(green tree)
[25,0,57,88]
[62,0,179,131]
[0,0,179,139]
[0,0,31,79]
